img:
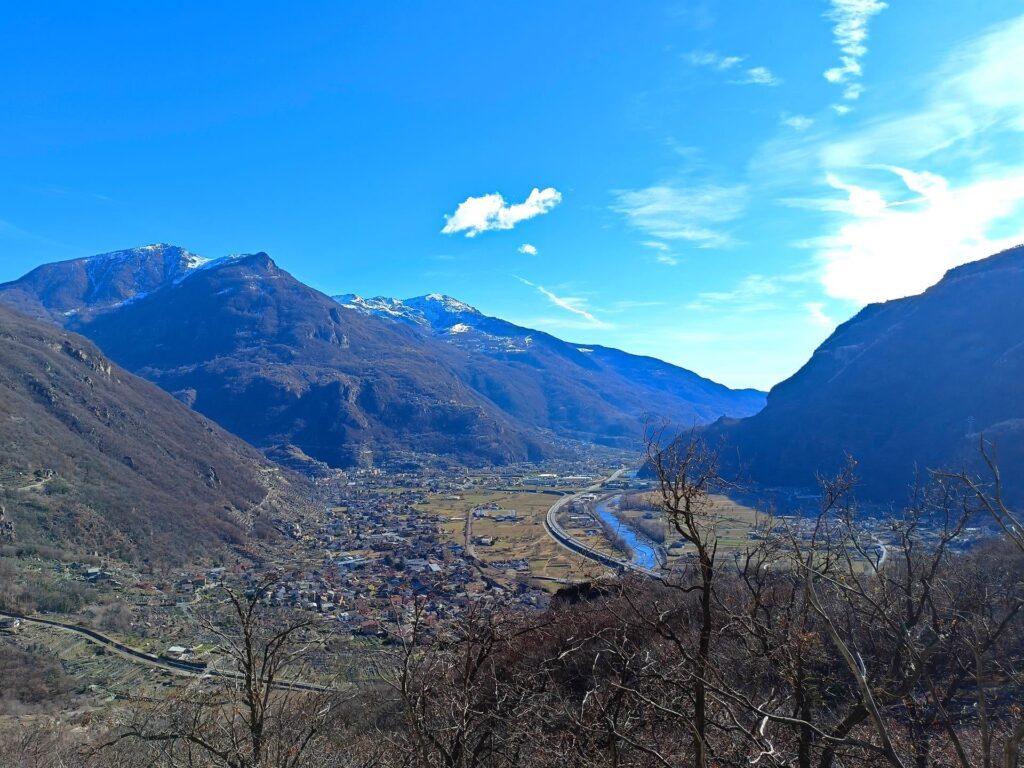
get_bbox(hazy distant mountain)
[1,247,765,468]
[0,304,304,564]
[711,245,1024,503]
[336,293,766,443]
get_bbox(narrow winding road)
[0,610,338,693]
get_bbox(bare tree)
[374,594,546,768]
[99,576,350,768]
[644,431,718,766]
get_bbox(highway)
[0,610,339,694]
[542,473,893,582]
[543,468,663,579]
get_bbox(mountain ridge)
[0,246,767,468]
[709,244,1024,503]
[335,291,766,420]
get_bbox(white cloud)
[804,302,834,327]
[843,83,864,100]
[820,15,1024,167]
[734,66,781,87]
[642,239,680,265]
[781,114,814,131]
[809,166,1024,304]
[685,51,743,71]
[610,184,747,248]
[442,187,561,237]
[755,17,1024,307]
[641,240,671,251]
[518,243,538,255]
[823,0,887,83]
[687,274,783,311]
[823,0,887,109]
[686,51,780,87]
[515,277,611,328]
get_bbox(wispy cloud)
[818,15,1024,167]
[804,301,834,327]
[686,274,783,312]
[685,51,781,87]
[641,240,671,252]
[804,166,1024,304]
[781,114,814,131]
[823,0,888,109]
[442,187,561,237]
[610,183,747,248]
[517,243,538,255]
[734,66,781,87]
[685,51,744,71]
[515,276,611,328]
[753,15,1024,308]
[641,235,680,265]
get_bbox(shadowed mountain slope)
[709,245,1024,503]
[73,254,548,467]
[337,293,766,445]
[1,247,765,466]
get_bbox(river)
[594,495,659,569]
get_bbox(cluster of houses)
[231,480,548,639]
[60,459,634,652]
[562,498,603,537]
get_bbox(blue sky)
[2,2,1022,390]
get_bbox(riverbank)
[593,495,666,570]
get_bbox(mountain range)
[1,242,1021,506]
[0,304,307,565]
[710,245,1024,503]
[0,245,765,468]
[336,292,766,442]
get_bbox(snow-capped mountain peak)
[77,244,209,306]
[333,293,484,331]
[0,244,259,321]
[332,292,538,353]
[334,294,430,327]
[418,293,481,316]
[81,244,207,275]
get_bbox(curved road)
[0,610,338,693]
[543,469,662,579]
[543,473,891,580]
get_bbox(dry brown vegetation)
[0,305,314,567]
[422,489,607,586]
[2,438,1022,768]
